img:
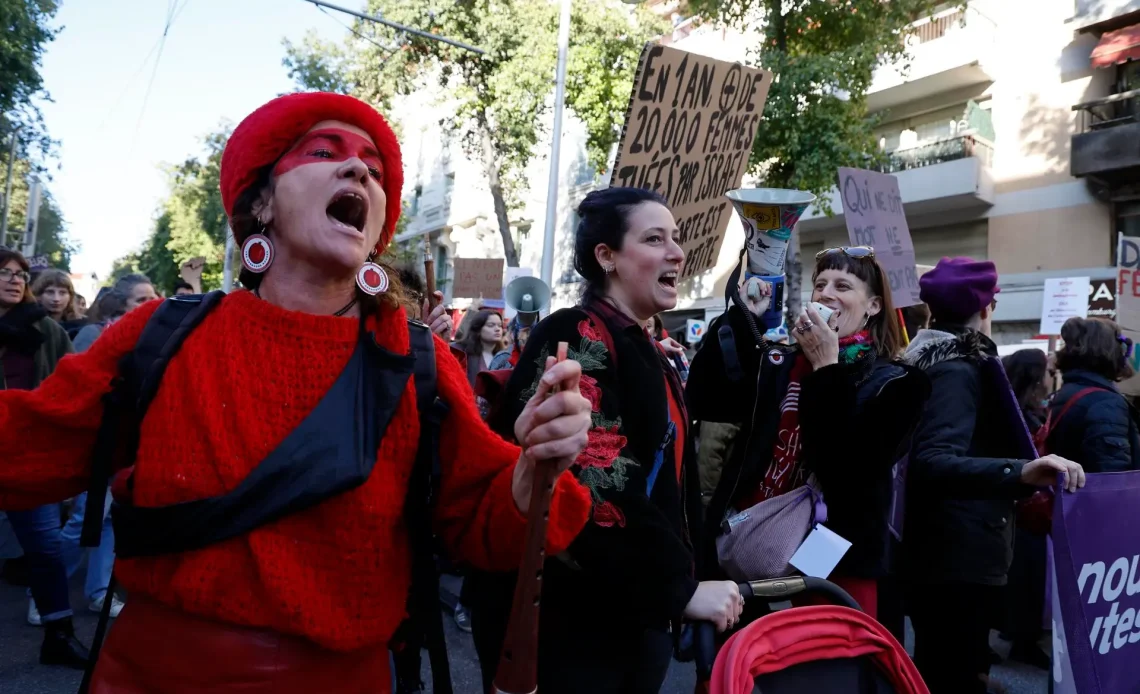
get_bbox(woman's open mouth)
[326,190,368,235]
[658,271,678,291]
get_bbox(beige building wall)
[983,0,1114,270]
[869,0,1117,276]
[989,203,1112,272]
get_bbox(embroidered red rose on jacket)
[579,374,603,412]
[577,426,627,469]
[577,319,603,343]
[592,500,626,528]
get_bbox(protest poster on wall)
[837,167,921,307]
[1039,277,1090,336]
[452,258,505,300]
[1050,471,1140,693]
[1088,278,1116,320]
[610,44,772,280]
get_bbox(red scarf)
[741,331,874,508]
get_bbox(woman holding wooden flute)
[471,187,743,694]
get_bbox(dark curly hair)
[1056,317,1134,382]
[229,165,407,314]
[572,187,669,301]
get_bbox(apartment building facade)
[800,0,1140,341]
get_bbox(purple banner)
[1051,471,1140,693]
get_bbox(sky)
[37,0,347,278]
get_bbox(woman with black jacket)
[1045,317,1140,472]
[687,246,930,619]
[467,187,741,694]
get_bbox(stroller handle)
[694,577,861,681]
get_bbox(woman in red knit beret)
[0,92,593,693]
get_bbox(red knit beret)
[220,92,404,254]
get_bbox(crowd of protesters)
[0,90,1134,694]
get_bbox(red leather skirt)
[90,596,391,693]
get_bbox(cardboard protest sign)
[610,44,772,280]
[1039,277,1090,336]
[1050,471,1140,693]
[837,167,920,307]
[452,258,505,300]
[1117,235,1140,332]
[179,256,206,294]
[1115,236,1140,395]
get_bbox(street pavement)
[0,569,1046,693]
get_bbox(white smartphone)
[809,302,835,326]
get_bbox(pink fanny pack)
[715,476,827,582]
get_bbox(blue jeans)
[7,504,72,622]
[61,491,115,603]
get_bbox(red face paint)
[273,128,384,183]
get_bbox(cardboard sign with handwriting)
[838,167,920,308]
[452,258,505,300]
[610,44,772,280]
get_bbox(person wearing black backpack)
[0,92,594,694]
[1044,316,1140,473]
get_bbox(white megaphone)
[505,276,551,327]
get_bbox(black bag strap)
[81,291,225,548]
[401,320,453,694]
[718,323,743,384]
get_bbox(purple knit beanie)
[919,257,1000,323]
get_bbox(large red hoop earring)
[241,234,273,274]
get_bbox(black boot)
[40,617,90,669]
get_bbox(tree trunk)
[785,227,802,322]
[478,120,520,267]
[770,0,798,325]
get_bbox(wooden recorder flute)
[423,238,438,310]
[492,341,569,694]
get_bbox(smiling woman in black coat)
[1044,317,1140,473]
[688,248,931,620]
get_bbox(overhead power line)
[301,0,486,55]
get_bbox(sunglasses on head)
[815,246,875,261]
[1120,335,1134,360]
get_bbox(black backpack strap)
[718,323,743,384]
[81,291,225,548]
[401,320,452,694]
[79,291,224,694]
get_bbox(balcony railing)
[1073,89,1140,133]
[874,133,994,174]
[907,8,966,44]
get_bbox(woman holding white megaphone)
[688,244,931,623]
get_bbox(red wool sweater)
[0,291,591,652]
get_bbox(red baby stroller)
[694,577,929,694]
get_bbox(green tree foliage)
[690,0,955,315]
[0,151,76,270]
[284,0,664,266]
[110,127,231,292]
[0,0,61,159]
